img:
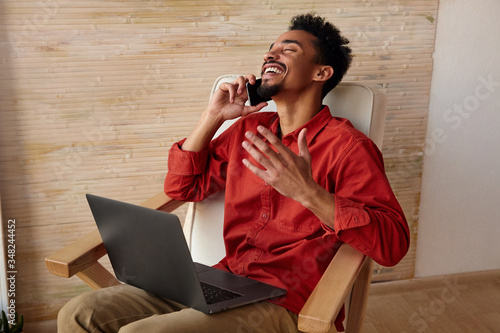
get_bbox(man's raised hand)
[206,75,268,123]
[241,126,319,205]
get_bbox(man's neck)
[274,92,323,137]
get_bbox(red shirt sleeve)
[327,139,410,267]
[164,128,232,202]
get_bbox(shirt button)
[262,213,268,219]
[264,182,269,186]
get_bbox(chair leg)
[345,258,373,333]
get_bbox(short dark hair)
[289,13,353,98]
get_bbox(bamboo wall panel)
[0,0,438,328]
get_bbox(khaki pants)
[58,284,300,333]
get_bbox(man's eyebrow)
[282,39,302,47]
[268,39,303,51]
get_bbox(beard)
[257,80,283,100]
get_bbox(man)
[58,13,409,333]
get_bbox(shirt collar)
[268,106,333,145]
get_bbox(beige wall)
[0,0,437,329]
[416,0,500,277]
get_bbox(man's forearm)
[181,110,224,152]
[300,182,336,231]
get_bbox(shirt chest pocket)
[277,195,323,234]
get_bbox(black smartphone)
[246,79,272,106]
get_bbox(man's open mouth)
[264,67,284,74]
[262,62,286,77]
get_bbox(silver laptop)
[86,194,286,314]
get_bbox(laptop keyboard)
[200,282,244,304]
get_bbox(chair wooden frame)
[46,191,372,333]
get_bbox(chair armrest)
[45,192,185,281]
[298,243,367,333]
[45,229,106,278]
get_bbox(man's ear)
[313,65,334,82]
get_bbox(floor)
[363,269,500,333]
[25,270,500,332]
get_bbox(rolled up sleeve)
[165,127,232,202]
[167,140,209,176]
[333,196,371,230]
[323,140,410,267]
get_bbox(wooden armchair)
[46,76,387,333]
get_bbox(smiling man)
[58,13,409,333]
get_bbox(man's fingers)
[297,128,310,160]
[221,77,247,103]
[241,126,314,201]
[242,140,274,170]
[244,74,257,86]
[220,82,238,103]
[255,126,293,158]
[244,130,281,160]
[242,158,267,180]
[222,75,259,104]
[232,75,255,95]
[234,76,246,95]
[241,102,269,116]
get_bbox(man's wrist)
[299,182,327,210]
[299,182,336,229]
[201,108,225,129]
[180,110,224,152]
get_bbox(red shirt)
[165,106,409,329]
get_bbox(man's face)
[258,29,321,100]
